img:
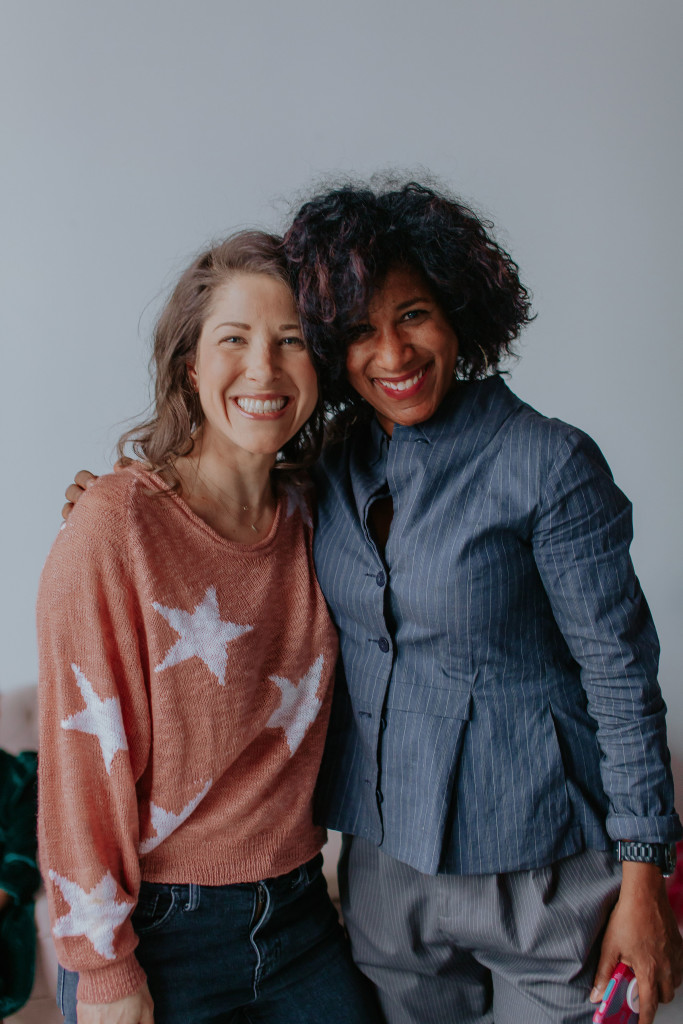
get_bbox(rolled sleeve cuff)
[606,812,683,844]
[76,953,147,1005]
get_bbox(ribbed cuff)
[76,953,147,1005]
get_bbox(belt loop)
[290,863,306,890]
[184,882,200,911]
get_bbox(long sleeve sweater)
[37,464,338,1004]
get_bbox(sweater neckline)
[125,463,286,553]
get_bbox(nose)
[245,340,281,384]
[373,325,414,371]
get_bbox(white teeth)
[236,397,287,414]
[378,367,426,391]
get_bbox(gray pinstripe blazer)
[312,376,681,876]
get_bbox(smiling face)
[187,273,319,461]
[345,265,459,436]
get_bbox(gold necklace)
[193,469,273,534]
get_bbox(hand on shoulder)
[62,469,98,521]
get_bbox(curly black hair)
[283,180,533,420]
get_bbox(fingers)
[655,936,683,1005]
[634,957,658,1024]
[65,484,84,504]
[74,470,98,490]
[590,937,620,1003]
[63,470,98,521]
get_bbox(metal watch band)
[614,840,677,877]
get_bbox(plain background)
[1,0,681,800]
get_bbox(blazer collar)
[366,374,517,458]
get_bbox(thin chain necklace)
[192,467,273,534]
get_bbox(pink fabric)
[37,466,337,1003]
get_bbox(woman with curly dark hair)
[281,181,683,1024]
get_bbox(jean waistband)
[139,852,324,899]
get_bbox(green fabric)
[0,902,37,1015]
[0,748,39,1016]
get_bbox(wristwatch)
[614,840,677,877]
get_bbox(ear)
[186,362,199,391]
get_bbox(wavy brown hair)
[117,230,324,482]
[284,180,534,423]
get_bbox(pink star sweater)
[37,464,338,1004]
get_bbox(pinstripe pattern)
[313,377,681,876]
[341,836,622,1024]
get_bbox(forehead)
[206,273,297,320]
[368,265,435,314]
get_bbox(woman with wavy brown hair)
[38,230,378,1024]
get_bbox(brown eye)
[348,323,373,342]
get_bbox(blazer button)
[378,637,390,653]
[375,570,386,587]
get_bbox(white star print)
[153,586,253,685]
[61,665,128,774]
[284,483,313,528]
[49,868,131,960]
[267,654,324,755]
[139,780,212,854]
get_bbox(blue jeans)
[57,854,380,1023]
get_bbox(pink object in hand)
[592,962,639,1023]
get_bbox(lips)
[373,364,430,398]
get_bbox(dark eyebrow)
[395,295,432,312]
[279,323,301,331]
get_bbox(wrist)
[614,839,677,877]
[620,859,667,886]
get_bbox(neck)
[174,437,277,543]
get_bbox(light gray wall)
[2,2,681,777]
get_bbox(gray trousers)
[340,837,621,1024]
